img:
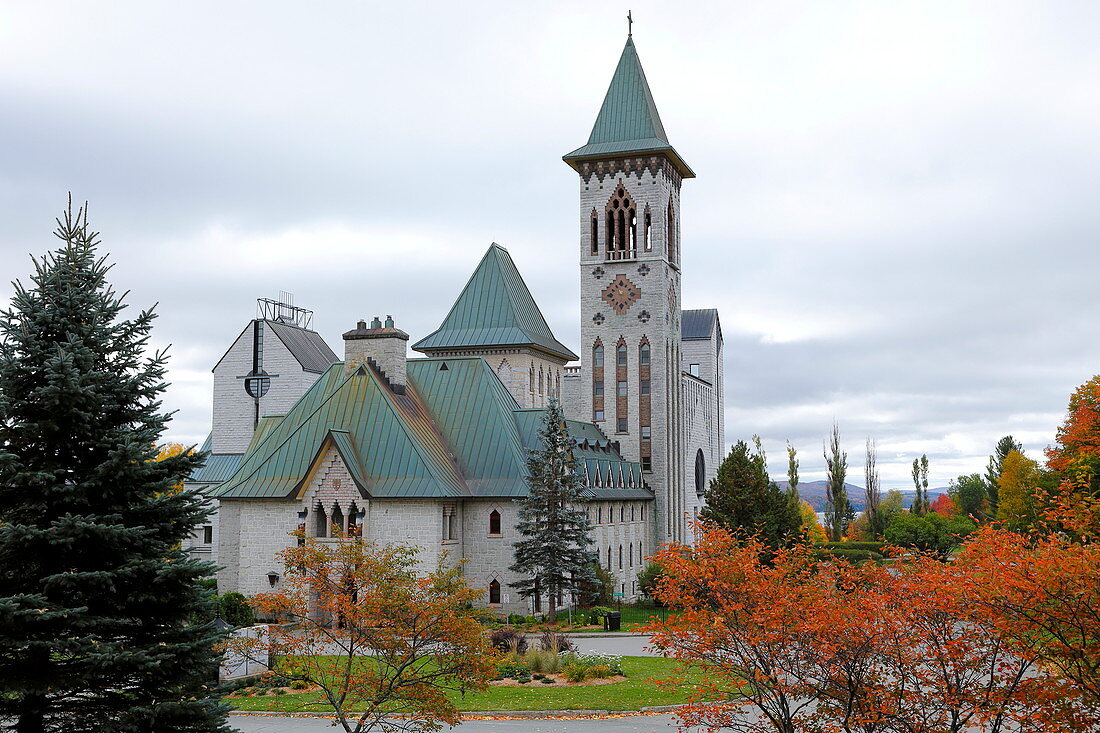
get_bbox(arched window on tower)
[643,205,652,251]
[695,449,707,496]
[617,342,627,366]
[605,185,637,259]
[590,209,599,255]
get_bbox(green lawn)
[229,656,703,713]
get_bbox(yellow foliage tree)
[799,500,828,543]
[154,442,193,496]
[998,450,1041,532]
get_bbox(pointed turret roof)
[412,244,578,361]
[564,37,694,178]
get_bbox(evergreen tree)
[701,438,801,550]
[823,422,851,542]
[510,400,594,623]
[985,435,1022,516]
[0,201,229,732]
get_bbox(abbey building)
[185,36,724,613]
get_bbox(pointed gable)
[563,37,694,178]
[411,243,578,362]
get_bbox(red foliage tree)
[1046,375,1100,538]
[931,493,959,518]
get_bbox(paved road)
[560,634,653,657]
[230,712,692,733]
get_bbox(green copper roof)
[563,37,694,178]
[412,244,578,361]
[212,357,648,501]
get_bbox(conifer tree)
[786,440,800,502]
[510,400,594,623]
[823,422,851,542]
[0,201,229,732]
[985,435,1022,516]
[701,438,801,550]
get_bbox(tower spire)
[627,10,633,37]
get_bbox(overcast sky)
[2,1,1099,490]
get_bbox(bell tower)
[564,35,695,545]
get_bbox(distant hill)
[776,480,948,512]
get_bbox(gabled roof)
[682,308,721,341]
[563,37,694,178]
[214,362,470,500]
[211,319,338,375]
[412,244,578,362]
[267,320,339,373]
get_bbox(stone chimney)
[342,315,409,392]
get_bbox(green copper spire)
[412,243,578,361]
[564,37,694,178]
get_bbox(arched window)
[528,365,534,396]
[556,372,561,399]
[489,579,501,604]
[606,545,612,569]
[605,185,636,258]
[695,449,707,496]
[347,502,360,536]
[639,342,650,366]
[590,209,599,255]
[489,510,501,535]
[620,504,625,522]
[618,545,623,569]
[597,504,603,524]
[629,542,634,567]
[315,504,328,538]
[617,343,627,366]
[643,205,652,251]
[538,368,544,395]
[593,342,604,367]
[331,504,344,535]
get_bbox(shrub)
[540,677,555,684]
[507,613,526,625]
[636,561,665,604]
[290,680,309,690]
[815,548,884,564]
[489,628,528,654]
[537,631,576,654]
[563,664,587,683]
[587,664,612,679]
[218,592,255,628]
[823,541,886,553]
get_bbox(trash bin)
[605,611,621,631]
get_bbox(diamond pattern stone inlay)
[601,275,641,315]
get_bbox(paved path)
[230,712,692,733]
[559,634,653,657]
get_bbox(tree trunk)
[548,592,557,625]
[17,691,46,733]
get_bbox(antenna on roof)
[257,294,314,330]
[627,9,633,37]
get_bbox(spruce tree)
[984,435,1022,516]
[0,201,230,732]
[701,438,801,550]
[510,400,594,623]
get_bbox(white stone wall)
[588,499,652,600]
[683,375,721,531]
[344,334,408,388]
[211,320,322,454]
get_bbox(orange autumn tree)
[235,534,494,733]
[646,523,1080,733]
[959,527,1100,718]
[1047,374,1100,538]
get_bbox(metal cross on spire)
[627,10,633,37]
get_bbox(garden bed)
[228,656,703,712]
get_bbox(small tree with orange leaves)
[1046,375,1100,539]
[234,534,494,733]
[646,524,1083,733]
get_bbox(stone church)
[185,35,724,613]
